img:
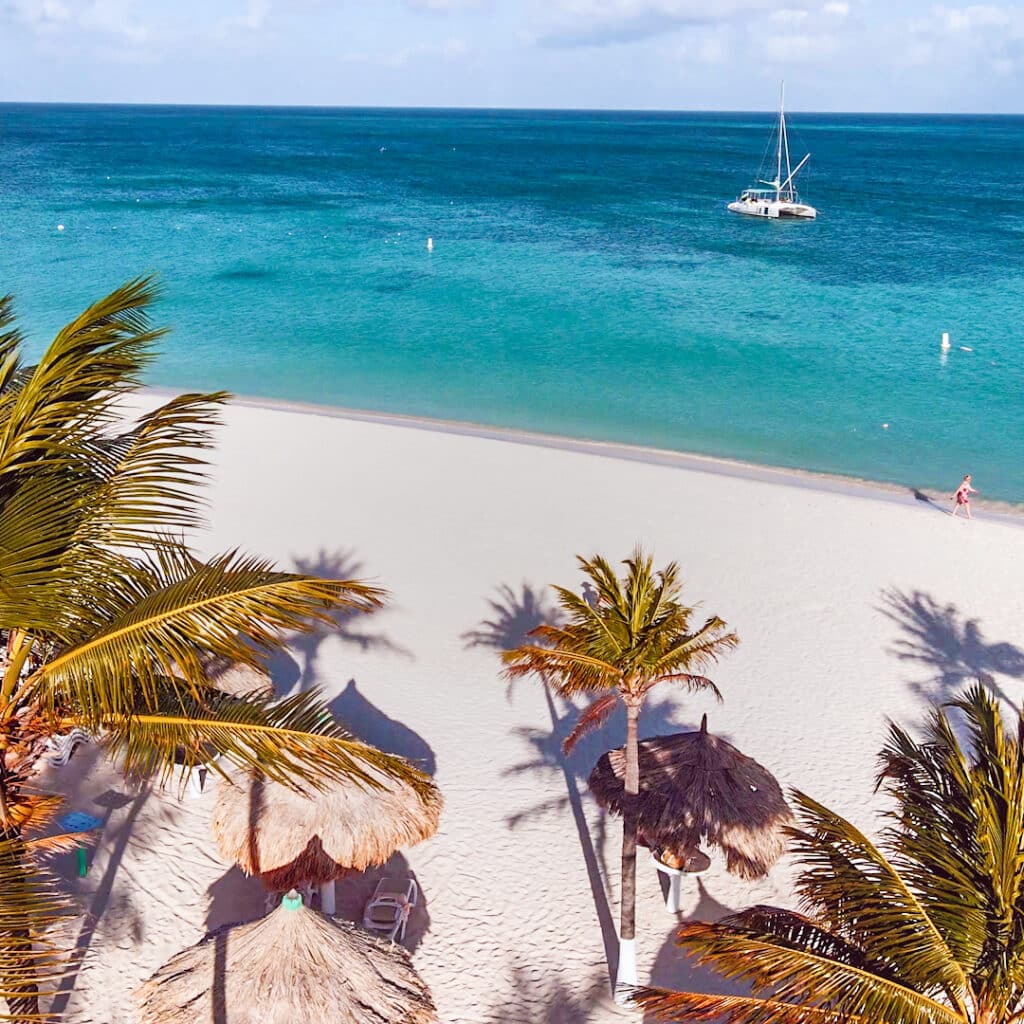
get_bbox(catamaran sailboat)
[728,85,817,220]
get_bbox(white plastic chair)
[362,877,418,942]
[46,728,93,767]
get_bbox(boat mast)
[782,85,793,198]
[775,82,784,201]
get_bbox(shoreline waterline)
[144,386,1024,524]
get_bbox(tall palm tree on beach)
[637,682,1024,1024]
[0,279,425,1020]
[503,549,737,1000]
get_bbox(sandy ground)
[40,397,1024,1023]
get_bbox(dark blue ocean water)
[1,104,1022,500]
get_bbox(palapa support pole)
[319,880,336,916]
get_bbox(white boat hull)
[727,199,817,219]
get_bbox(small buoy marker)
[57,224,64,231]
[427,237,434,252]
[882,423,889,430]
[941,331,951,351]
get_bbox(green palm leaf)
[91,687,431,795]
[0,279,430,1019]
[643,682,1024,1024]
[634,989,870,1024]
[502,546,737,988]
[28,548,385,720]
[0,278,163,481]
[672,919,964,1024]
[788,791,971,1008]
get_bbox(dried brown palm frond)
[135,891,437,1024]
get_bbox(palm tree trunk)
[0,835,40,1020]
[614,697,641,1002]
[0,764,41,1022]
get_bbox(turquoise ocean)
[1,104,1022,501]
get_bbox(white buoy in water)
[882,423,889,430]
[941,331,951,351]
[57,224,64,231]
[427,237,433,252]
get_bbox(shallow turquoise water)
[1,105,1022,500]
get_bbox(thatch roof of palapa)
[588,715,792,879]
[135,891,437,1024]
[202,656,275,698]
[211,766,442,890]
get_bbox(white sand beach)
[43,396,1024,1024]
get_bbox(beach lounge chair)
[362,877,418,942]
[46,728,94,767]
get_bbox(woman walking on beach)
[952,473,977,518]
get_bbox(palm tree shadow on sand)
[461,581,559,656]
[642,879,748,1023]
[463,583,697,991]
[880,587,1024,705]
[47,781,151,1018]
[275,548,412,695]
[482,966,615,1024]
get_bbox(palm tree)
[0,279,426,1020]
[637,682,1024,1024]
[503,549,737,1000]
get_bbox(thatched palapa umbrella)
[589,715,792,910]
[135,890,437,1024]
[202,655,275,698]
[211,765,442,913]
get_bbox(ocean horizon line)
[3,100,1023,118]
[142,386,1024,525]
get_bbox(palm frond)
[651,672,723,700]
[68,391,228,546]
[502,642,621,696]
[5,795,64,837]
[633,988,871,1024]
[28,548,386,720]
[563,692,619,753]
[91,687,432,795]
[787,790,971,1007]
[0,277,163,481]
[675,919,965,1024]
[0,295,24,372]
[23,833,93,857]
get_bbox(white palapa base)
[614,937,638,1006]
[319,880,336,916]
[666,872,682,913]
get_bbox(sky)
[1,0,1023,112]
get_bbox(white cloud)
[405,0,480,8]
[763,30,838,62]
[821,0,848,15]
[534,0,819,46]
[9,0,71,24]
[900,4,1024,80]
[771,8,810,24]
[934,3,1012,31]
[385,36,468,67]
